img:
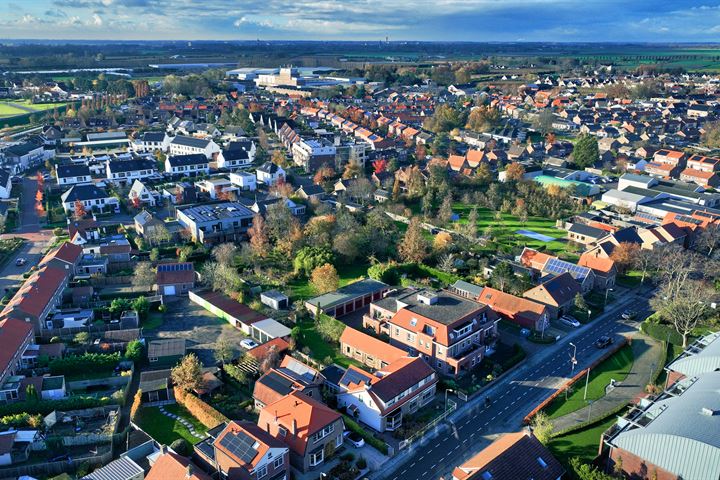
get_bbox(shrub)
[174,387,228,429]
[341,452,355,462]
[368,262,401,285]
[170,438,191,456]
[49,352,121,376]
[640,318,684,345]
[356,456,367,470]
[130,389,142,422]
[0,396,108,417]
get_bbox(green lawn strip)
[543,344,634,419]
[617,270,643,288]
[548,415,616,464]
[141,312,163,331]
[136,404,207,445]
[296,321,363,369]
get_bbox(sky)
[1,0,720,42]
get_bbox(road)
[377,290,652,480]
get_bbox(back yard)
[135,403,208,445]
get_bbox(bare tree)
[695,224,720,257]
[145,223,172,246]
[651,279,713,347]
[214,336,235,366]
[634,248,659,284]
[212,243,237,266]
[132,262,156,292]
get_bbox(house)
[0,265,70,332]
[305,279,389,318]
[3,141,45,173]
[147,338,186,366]
[55,163,92,186]
[295,184,324,201]
[106,158,157,186]
[253,356,325,410]
[196,177,237,200]
[165,153,211,176]
[68,218,102,245]
[217,146,252,170]
[451,431,564,480]
[339,326,407,370]
[134,210,166,238]
[40,241,82,273]
[145,452,211,480]
[578,251,617,289]
[212,421,290,480]
[133,131,170,153]
[156,262,195,296]
[190,290,267,335]
[176,202,254,244]
[519,248,595,292]
[256,162,286,186]
[61,184,120,214]
[566,223,607,245]
[169,135,220,159]
[477,287,549,332]
[257,390,344,472]
[523,272,580,319]
[229,171,257,192]
[128,179,156,207]
[362,289,499,377]
[81,455,144,480]
[337,356,437,432]
[0,318,34,401]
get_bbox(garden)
[135,403,208,445]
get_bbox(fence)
[37,325,141,342]
[90,275,133,286]
[0,446,112,479]
[398,399,457,451]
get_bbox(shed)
[147,338,186,366]
[260,290,289,310]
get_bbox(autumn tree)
[271,149,287,167]
[609,242,640,274]
[504,162,526,182]
[132,262,156,292]
[73,200,87,220]
[310,263,340,294]
[372,159,387,174]
[247,214,270,257]
[399,218,430,263]
[342,160,362,180]
[214,336,235,366]
[201,261,242,296]
[313,166,336,185]
[465,106,501,133]
[212,243,237,266]
[530,411,554,445]
[701,121,720,149]
[433,231,453,252]
[171,353,203,392]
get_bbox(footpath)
[551,332,664,433]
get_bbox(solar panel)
[544,258,590,282]
[157,263,192,272]
[341,368,372,387]
[219,430,258,464]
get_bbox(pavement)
[374,289,654,480]
[551,333,663,433]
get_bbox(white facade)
[164,158,210,176]
[168,136,220,159]
[229,171,257,191]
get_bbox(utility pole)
[583,367,591,401]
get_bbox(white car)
[343,431,365,448]
[240,339,259,350]
[560,316,581,328]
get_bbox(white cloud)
[91,13,103,25]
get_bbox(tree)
[533,109,555,135]
[125,340,143,362]
[171,353,203,392]
[224,363,248,385]
[131,296,150,318]
[294,246,334,276]
[437,196,454,225]
[651,279,713,347]
[212,243,237,266]
[424,104,464,133]
[490,261,515,292]
[310,263,340,294]
[73,200,87,220]
[437,254,455,274]
[132,262,156,292]
[372,159,387,174]
[504,162,526,182]
[568,457,616,480]
[465,106,501,133]
[399,218,430,263]
[109,298,132,315]
[271,149,287,167]
[529,411,553,445]
[574,293,588,311]
[634,248,659,284]
[433,231,453,252]
[214,336,235,366]
[247,214,270,258]
[74,332,90,345]
[145,223,172,246]
[572,134,599,169]
[701,121,720,149]
[696,223,720,256]
[201,262,242,296]
[342,160,362,180]
[610,242,640,274]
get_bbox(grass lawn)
[288,263,369,301]
[296,321,363,369]
[452,204,571,257]
[0,103,28,117]
[135,404,207,445]
[141,312,164,331]
[0,100,66,118]
[543,344,634,419]
[617,270,643,288]
[548,415,617,464]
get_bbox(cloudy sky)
[1,0,720,42]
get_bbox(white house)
[195,177,237,200]
[106,158,157,186]
[0,169,11,199]
[165,153,210,176]
[168,135,220,159]
[60,184,120,214]
[217,147,251,170]
[256,162,285,186]
[128,180,156,207]
[55,164,92,186]
[133,131,170,153]
[3,141,46,173]
[229,171,257,191]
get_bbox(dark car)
[594,336,613,348]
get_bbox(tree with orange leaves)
[73,200,87,221]
[610,242,641,274]
[372,159,387,174]
[504,162,526,182]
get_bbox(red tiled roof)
[247,337,290,361]
[145,453,211,480]
[0,318,33,376]
[41,242,82,266]
[478,287,547,330]
[578,252,616,274]
[340,327,406,365]
[1,266,68,319]
[214,421,285,470]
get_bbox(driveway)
[146,297,250,366]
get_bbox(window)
[274,456,284,469]
[278,426,287,437]
[335,434,342,447]
[255,465,267,478]
[309,449,324,466]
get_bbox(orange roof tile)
[145,453,211,480]
[578,252,616,274]
[340,327,406,365]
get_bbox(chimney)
[265,422,271,433]
[186,465,193,478]
[291,419,297,435]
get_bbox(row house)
[339,327,407,370]
[252,356,325,410]
[217,141,255,170]
[60,184,120,215]
[0,319,35,402]
[363,289,499,377]
[106,158,157,186]
[55,164,92,186]
[133,131,170,153]
[165,153,211,176]
[169,135,221,159]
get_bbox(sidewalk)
[551,333,664,433]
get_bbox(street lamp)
[569,342,577,375]
[445,389,454,412]
[587,309,591,323]
[604,288,614,307]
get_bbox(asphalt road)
[377,291,652,480]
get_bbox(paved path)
[157,405,206,439]
[551,333,664,433]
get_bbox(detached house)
[523,272,580,319]
[60,184,120,214]
[253,356,325,410]
[336,356,437,433]
[258,391,344,473]
[128,180,156,207]
[0,169,10,199]
[55,164,91,186]
[212,421,290,480]
[477,287,549,332]
[256,162,286,186]
[165,153,211,176]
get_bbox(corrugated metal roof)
[81,456,144,480]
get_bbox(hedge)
[342,414,389,455]
[499,343,526,371]
[0,396,108,417]
[640,318,683,346]
[368,262,459,287]
[130,389,142,422]
[49,352,122,376]
[174,387,228,430]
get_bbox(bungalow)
[165,153,211,176]
[477,287,549,332]
[578,251,617,289]
[189,290,267,335]
[566,223,607,245]
[106,158,157,186]
[337,356,437,433]
[340,326,407,370]
[55,163,92,186]
[258,391,344,472]
[212,421,290,480]
[61,184,120,214]
[128,179,156,207]
[253,356,325,410]
[156,262,195,296]
[523,272,580,319]
[169,135,220,159]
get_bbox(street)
[377,291,652,480]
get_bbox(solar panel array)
[341,368,373,387]
[219,430,258,464]
[157,263,193,272]
[544,258,590,282]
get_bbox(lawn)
[295,320,363,369]
[135,404,207,445]
[543,344,634,419]
[288,263,369,301]
[0,103,28,117]
[452,204,572,257]
[0,100,67,118]
[548,415,617,464]
[617,270,643,288]
[141,312,164,331]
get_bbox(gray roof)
[107,158,156,173]
[251,318,291,339]
[568,223,606,239]
[451,280,483,298]
[168,153,209,167]
[56,163,90,178]
[171,135,210,148]
[177,202,254,223]
[147,338,186,358]
[608,372,720,480]
[667,331,720,377]
[306,278,388,310]
[61,184,112,203]
[81,456,144,480]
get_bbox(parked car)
[15,258,26,266]
[560,316,581,328]
[621,310,636,320]
[594,335,614,348]
[240,339,258,350]
[520,328,531,337]
[344,431,365,448]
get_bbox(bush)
[499,344,526,371]
[368,262,401,285]
[341,452,355,462]
[316,313,346,343]
[640,318,684,345]
[130,389,142,422]
[356,456,367,470]
[174,387,228,429]
[0,396,108,417]
[125,340,144,362]
[49,352,121,376]
[170,438,191,456]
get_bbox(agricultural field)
[0,99,66,118]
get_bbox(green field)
[543,344,634,419]
[136,404,207,445]
[453,204,571,257]
[0,100,66,118]
[549,415,617,464]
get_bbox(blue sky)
[1,1,720,41]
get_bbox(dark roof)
[257,370,295,397]
[140,132,166,142]
[372,358,434,403]
[5,141,42,157]
[107,158,156,173]
[56,164,90,178]
[157,262,195,285]
[539,272,580,305]
[61,184,111,202]
[298,184,324,196]
[568,223,606,239]
[147,338,186,358]
[611,226,643,244]
[171,135,210,148]
[168,153,209,167]
[0,168,9,187]
[321,365,346,387]
[257,161,280,174]
[221,148,249,161]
